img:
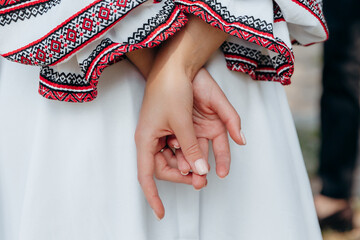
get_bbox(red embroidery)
[2,0,146,66]
[291,0,329,41]
[176,0,294,85]
[38,1,187,102]
[0,0,22,6]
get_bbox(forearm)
[150,15,228,81]
[127,16,228,81]
[126,47,157,78]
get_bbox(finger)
[154,152,192,185]
[136,141,165,220]
[170,117,208,176]
[162,148,178,168]
[212,132,231,178]
[191,137,209,190]
[206,72,246,145]
[192,172,207,190]
[167,135,191,174]
[174,149,191,175]
[199,137,209,169]
[167,135,181,149]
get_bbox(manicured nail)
[152,210,161,221]
[194,159,208,175]
[181,171,189,176]
[240,130,247,145]
[173,144,180,149]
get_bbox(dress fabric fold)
[0,50,322,240]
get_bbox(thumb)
[170,116,208,175]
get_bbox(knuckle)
[215,152,230,163]
[183,142,201,160]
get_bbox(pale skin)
[127,16,246,220]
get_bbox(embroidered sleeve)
[175,0,328,85]
[0,0,328,102]
[1,0,187,102]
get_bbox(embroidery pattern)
[40,66,89,87]
[176,0,294,84]
[1,0,327,102]
[0,0,61,26]
[39,0,187,102]
[292,0,328,39]
[39,67,96,102]
[273,1,284,22]
[0,0,26,8]
[39,83,97,102]
[2,0,147,66]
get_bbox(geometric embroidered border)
[39,82,97,102]
[175,0,274,34]
[83,0,183,81]
[40,66,90,86]
[292,0,328,39]
[177,0,294,84]
[0,0,27,8]
[222,41,290,83]
[0,0,61,26]
[2,0,147,66]
[38,0,187,102]
[3,0,326,102]
[273,1,285,22]
[85,2,187,86]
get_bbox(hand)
[128,47,209,220]
[167,68,246,179]
[135,60,210,220]
[134,15,229,220]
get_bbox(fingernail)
[181,171,189,176]
[152,210,161,221]
[240,130,247,145]
[194,159,208,175]
[174,144,180,149]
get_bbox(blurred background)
[286,44,359,240]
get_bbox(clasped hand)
[128,16,246,220]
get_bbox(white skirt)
[0,50,322,240]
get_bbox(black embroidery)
[0,0,61,26]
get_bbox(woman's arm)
[126,47,157,78]
[150,15,228,81]
[135,15,230,220]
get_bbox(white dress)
[0,0,327,239]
